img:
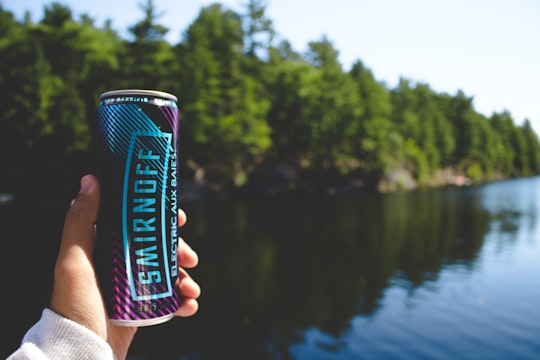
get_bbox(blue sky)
[4,0,540,134]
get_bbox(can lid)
[100,89,177,102]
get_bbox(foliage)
[1,1,539,193]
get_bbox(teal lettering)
[136,163,158,175]
[135,245,159,267]
[138,149,159,161]
[134,217,156,232]
[134,198,156,212]
[134,179,156,193]
[139,270,162,284]
[135,236,156,242]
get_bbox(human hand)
[50,174,200,359]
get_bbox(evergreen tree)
[490,111,517,176]
[302,36,362,171]
[522,119,540,174]
[266,43,317,163]
[122,0,176,91]
[176,4,271,170]
[243,0,274,59]
[1,1,538,193]
[350,61,395,180]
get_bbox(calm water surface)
[296,177,540,360]
[2,176,540,359]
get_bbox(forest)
[1,0,539,199]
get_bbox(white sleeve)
[7,308,116,360]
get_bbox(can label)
[124,132,174,300]
[96,90,180,326]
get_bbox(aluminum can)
[95,89,181,326]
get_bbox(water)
[2,177,540,359]
[292,178,540,360]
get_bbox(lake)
[2,176,540,359]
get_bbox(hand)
[50,174,200,359]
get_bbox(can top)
[100,89,177,102]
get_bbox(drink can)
[95,89,181,326]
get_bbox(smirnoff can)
[95,89,181,326]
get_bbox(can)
[95,89,181,326]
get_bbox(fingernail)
[80,176,92,193]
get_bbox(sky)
[4,0,540,134]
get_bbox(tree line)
[1,0,539,196]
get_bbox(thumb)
[51,174,106,334]
[57,174,101,263]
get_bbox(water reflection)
[2,177,540,359]
[131,180,528,359]
[481,177,540,237]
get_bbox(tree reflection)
[129,186,499,359]
[2,180,535,359]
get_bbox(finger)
[175,209,199,317]
[175,298,199,317]
[174,267,200,317]
[178,238,198,268]
[57,174,100,264]
[177,267,201,299]
[178,208,187,227]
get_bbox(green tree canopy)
[1,1,539,194]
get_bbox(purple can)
[95,89,181,326]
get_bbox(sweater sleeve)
[6,308,116,360]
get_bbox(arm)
[7,309,115,360]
